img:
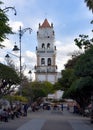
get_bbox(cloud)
[56,40,80,71]
[2,39,13,50]
[21,50,36,80]
[25,50,36,63]
[0,57,5,63]
[9,21,24,32]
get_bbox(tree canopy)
[74,47,93,77]
[62,44,93,109]
[22,81,54,102]
[0,1,13,44]
[0,63,20,98]
[85,0,93,12]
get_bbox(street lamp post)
[28,70,32,82]
[12,26,32,95]
[5,51,19,69]
[2,6,17,15]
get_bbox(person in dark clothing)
[23,104,28,116]
[61,104,63,111]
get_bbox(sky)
[0,0,93,80]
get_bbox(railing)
[35,66,57,73]
[36,46,56,53]
[36,50,55,53]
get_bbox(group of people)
[0,103,28,122]
[52,103,63,111]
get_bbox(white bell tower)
[35,19,57,84]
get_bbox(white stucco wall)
[36,74,57,84]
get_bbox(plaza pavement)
[0,108,93,130]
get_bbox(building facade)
[35,19,57,84]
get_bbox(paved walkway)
[0,108,93,130]
[17,109,93,130]
[17,119,46,130]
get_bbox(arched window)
[47,43,50,49]
[41,58,45,65]
[47,58,51,66]
[42,43,45,49]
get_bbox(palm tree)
[85,0,93,12]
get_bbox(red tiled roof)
[40,19,51,28]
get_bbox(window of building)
[41,58,45,65]
[42,43,45,49]
[47,58,51,66]
[47,43,50,49]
